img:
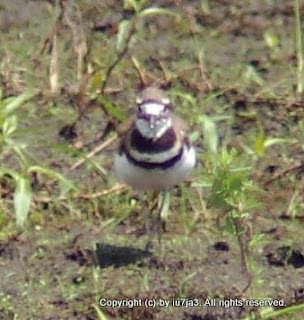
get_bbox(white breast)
[114,145,196,191]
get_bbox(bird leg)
[144,191,159,252]
[144,190,171,252]
[156,190,170,245]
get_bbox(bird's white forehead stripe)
[161,98,170,105]
[141,103,165,115]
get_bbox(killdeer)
[114,87,196,248]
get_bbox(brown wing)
[171,113,190,138]
[116,115,136,154]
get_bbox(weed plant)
[0,89,75,228]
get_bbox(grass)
[0,0,304,319]
[294,0,304,96]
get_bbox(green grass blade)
[6,139,29,169]
[96,95,127,122]
[0,167,19,180]
[14,175,32,228]
[198,115,218,154]
[116,20,133,53]
[139,7,181,20]
[294,0,303,95]
[92,304,108,320]
[124,0,140,12]
[28,165,77,192]
[3,90,35,116]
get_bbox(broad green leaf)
[123,0,140,12]
[209,115,232,122]
[5,139,28,169]
[139,7,181,20]
[264,137,297,148]
[253,128,266,157]
[192,180,212,188]
[3,90,35,116]
[0,167,19,180]
[223,213,237,234]
[116,20,133,53]
[2,115,18,137]
[14,175,32,228]
[198,115,218,153]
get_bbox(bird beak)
[148,116,161,141]
[149,116,157,130]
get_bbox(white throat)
[136,117,172,140]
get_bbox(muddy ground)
[1,1,304,319]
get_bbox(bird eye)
[137,104,143,113]
[164,103,171,112]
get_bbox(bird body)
[114,87,195,191]
[115,140,195,191]
[114,87,196,250]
